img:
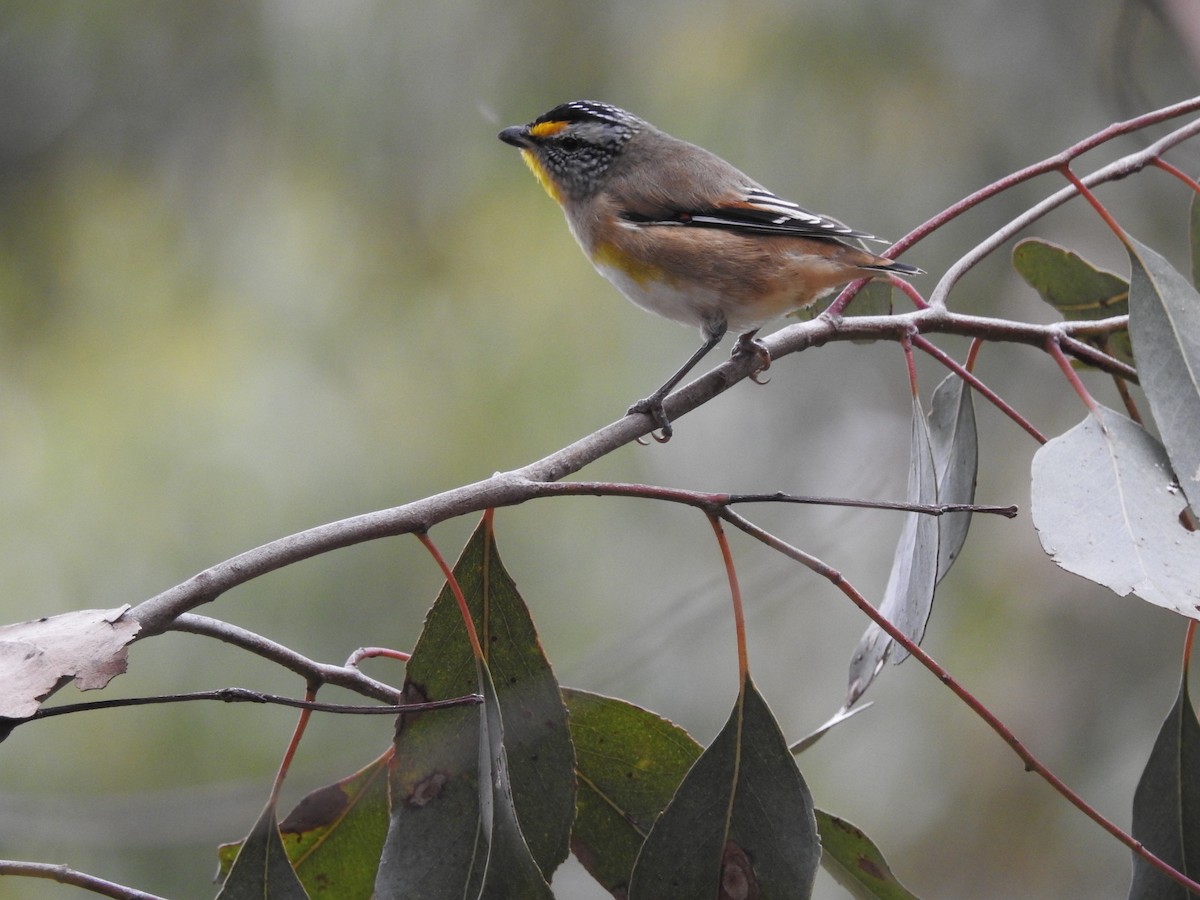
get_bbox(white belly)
[594,261,727,332]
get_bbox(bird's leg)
[627,318,727,442]
[731,329,771,384]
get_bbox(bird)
[498,100,921,441]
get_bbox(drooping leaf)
[217,804,310,900]
[847,396,940,705]
[0,606,140,720]
[928,372,978,582]
[476,659,555,900]
[564,688,703,895]
[1013,238,1132,362]
[791,703,873,756]
[817,811,922,900]
[567,691,910,898]
[628,675,820,899]
[1031,406,1200,617]
[218,752,392,899]
[1190,188,1200,290]
[1129,661,1200,898]
[1127,238,1200,520]
[374,517,572,896]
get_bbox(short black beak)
[498,125,530,148]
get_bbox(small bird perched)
[499,100,921,441]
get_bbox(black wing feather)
[623,188,885,243]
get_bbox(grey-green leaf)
[1129,667,1200,898]
[846,396,940,706]
[1031,406,1200,617]
[928,372,978,582]
[1128,238,1200,520]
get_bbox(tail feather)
[864,259,923,276]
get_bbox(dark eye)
[558,136,585,152]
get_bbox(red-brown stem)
[268,684,316,807]
[912,334,1048,444]
[1059,164,1129,244]
[1154,158,1200,195]
[888,96,1200,261]
[966,338,983,372]
[721,508,1200,896]
[1113,373,1145,425]
[902,333,919,397]
[1046,337,1099,413]
[891,275,930,310]
[417,531,484,660]
[346,646,412,667]
[707,514,749,684]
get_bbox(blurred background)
[0,1,1197,897]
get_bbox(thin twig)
[169,614,403,703]
[24,687,480,721]
[926,114,1200,307]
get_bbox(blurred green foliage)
[0,2,1196,897]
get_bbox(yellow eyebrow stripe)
[529,120,568,138]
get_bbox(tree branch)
[169,614,403,703]
[0,861,166,900]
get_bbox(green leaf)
[564,688,703,894]
[817,811,922,900]
[1012,238,1132,364]
[476,660,556,900]
[1013,238,1132,363]
[374,517,573,896]
[566,691,912,898]
[928,372,978,582]
[217,804,310,900]
[844,281,897,318]
[1013,238,1129,318]
[217,754,391,898]
[1129,664,1200,898]
[628,675,820,899]
[1031,406,1200,617]
[1127,238,1200,520]
[847,395,940,705]
[1189,188,1200,290]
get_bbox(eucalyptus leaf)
[847,396,940,706]
[1031,406,1200,617]
[1127,238,1200,520]
[1129,665,1200,898]
[628,676,820,899]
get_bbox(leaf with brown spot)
[816,811,921,899]
[374,517,570,896]
[216,752,391,900]
[628,675,820,898]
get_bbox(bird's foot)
[732,332,771,385]
[627,394,673,443]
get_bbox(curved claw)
[628,396,675,444]
[732,334,772,386]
